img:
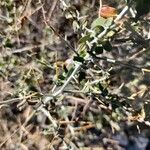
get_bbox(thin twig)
[12,45,42,53]
[40,107,57,128]
[127,48,146,61]
[20,0,32,18]
[0,93,38,105]
[98,0,102,18]
[42,62,81,104]
[91,55,144,71]
[48,0,59,19]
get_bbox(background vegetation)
[0,0,150,149]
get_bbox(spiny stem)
[43,4,131,103]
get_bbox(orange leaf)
[99,5,117,18]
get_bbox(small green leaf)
[103,41,112,52]
[91,44,103,55]
[99,83,104,91]
[4,39,13,48]
[91,17,106,29]
[58,74,65,80]
[79,34,90,43]
[105,17,113,27]
[94,46,103,54]
[99,83,108,97]
[78,71,86,82]
[73,56,84,63]
[91,17,113,29]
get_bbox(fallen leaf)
[99,5,117,18]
